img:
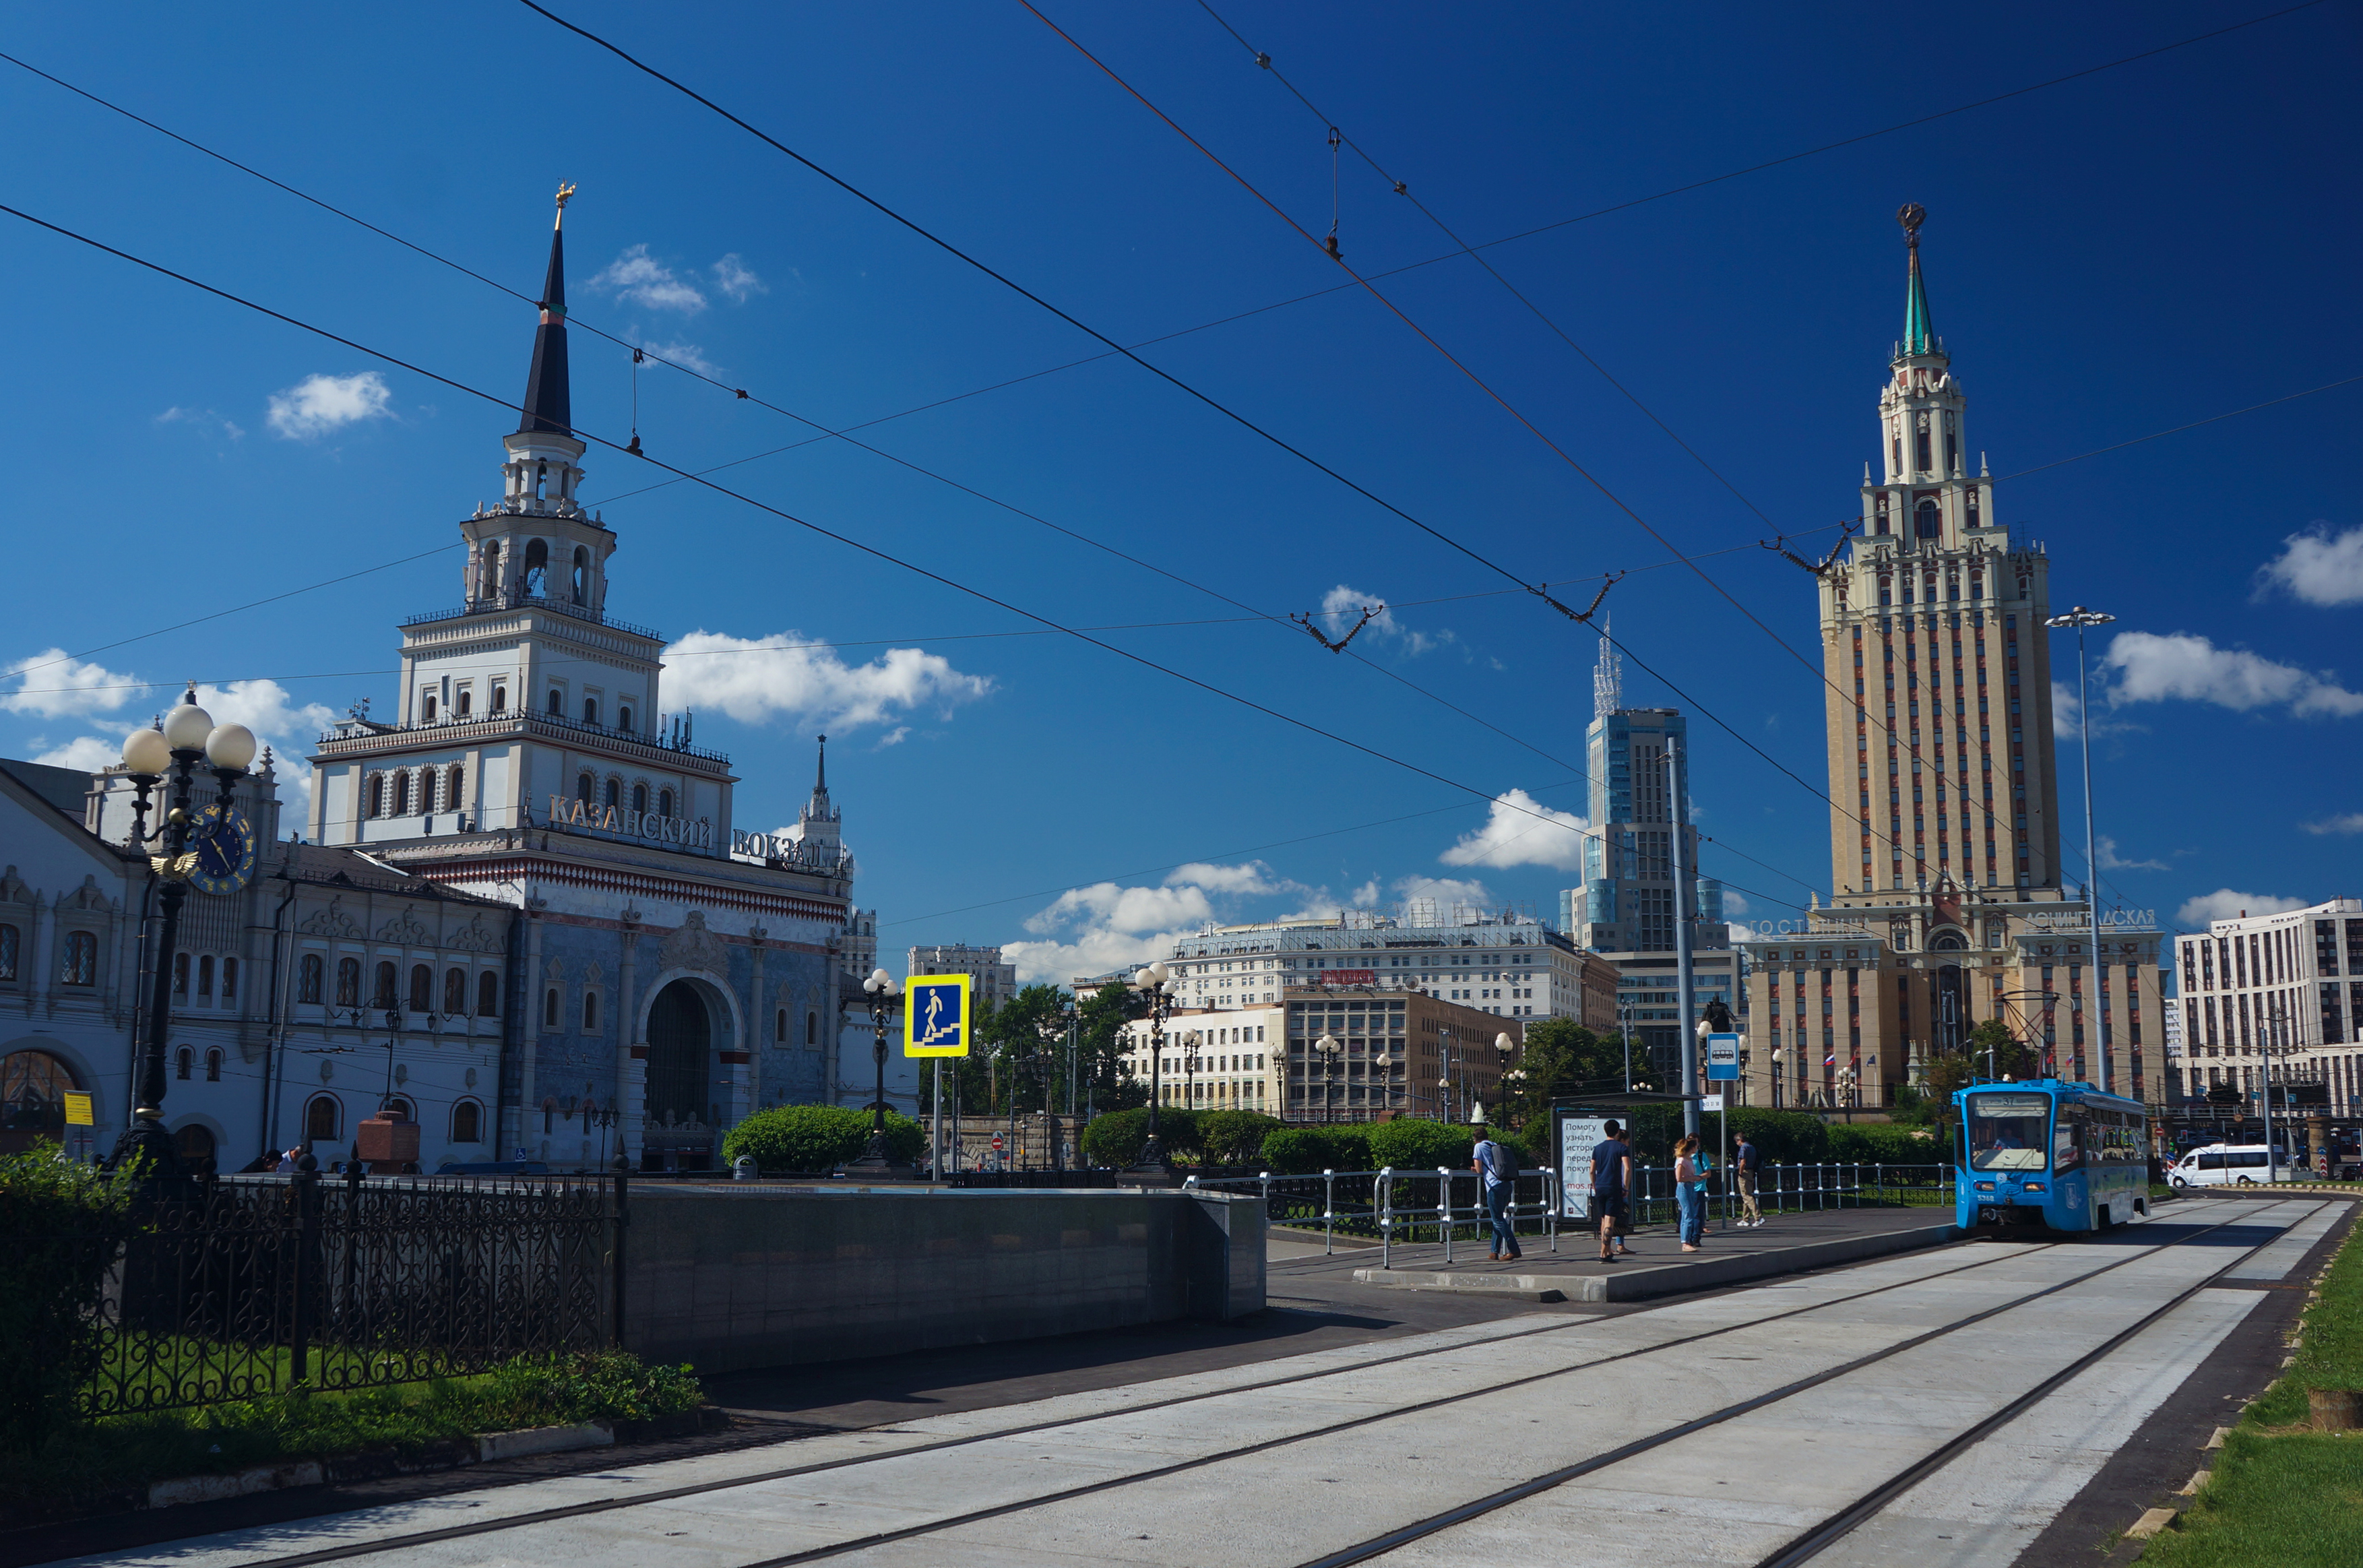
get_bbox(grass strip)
[2138,1214,2363,1565]
[0,1350,701,1521]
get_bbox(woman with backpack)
[1674,1134,1708,1251]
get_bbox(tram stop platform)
[1312,1203,1962,1303]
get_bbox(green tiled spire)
[1899,201,1934,356]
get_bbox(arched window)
[0,923,17,981]
[619,707,633,734]
[204,1047,222,1082]
[491,685,507,714]
[172,953,189,997]
[583,991,600,1032]
[62,931,97,987]
[451,1100,482,1143]
[172,1123,216,1168]
[544,987,559,1028]
[477,971,501,1017]
[631,784,648,814]
[571,546,589,606]
[408,964,433,1013]
[478,540,502,600]
[367,776,385,818]
[1914,416,1932,474]
[305,1094,341,1143]
[457,688,472,718]
[658,788,673,819]
[1,1050,79,1144]
[221,957,237,1001]
[1916,498,1941,539]
[298,953,323,1004]
[583,697,599,726]
[391,772,411,815]
[197,955,214,1001]
[523,538,548,594]
[603,778,620,810]
[1874,493,1891,534]
[176,1046,193,1080]
[446,764,464,811]
[422,693,438,722]
[576,773,595,805]
[385,1096,414,1123]
[373,961,398,1009]
[336,957,360,1007]
[776,1007,787,1042]
[807,1011,819,1048]
[443,967,466,1015]
[548,688,564,716]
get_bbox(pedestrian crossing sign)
[904,974,972,1057]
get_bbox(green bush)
[0,1150,144,1448]
[1723,1108,1831,1164]
[1257,1125,1375,1174]
[1197,1110,1283,1165]
[1079,1106,1200,1166]
[1368,1119,1475,1172]
[1826,1122,1943,1164]
[720,1104,922,1173]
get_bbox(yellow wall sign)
[62,1092,94,1126]
[904,974,972,1057]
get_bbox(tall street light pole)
[1129,962,1174,1171]
[2047,606,2116,1092]
[846,967,908,1177]
[1668,736,1700,1139]
[110,691,257,1180]
[1315,1032,1342,1123]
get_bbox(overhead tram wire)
[1026,6,2235,913]
[0,201,1818,922]
[510,3,2005,912]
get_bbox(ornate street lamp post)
[1034,1005,1071,1173]
[109,692,256,1179]
[845,967,910,1177]
[1128,962,1174,1170]
[1315,1032,1342,1123]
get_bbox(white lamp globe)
[1494,1032,1513,1053]
[162,700,215,751]
[1145,960,1170,984]
[121,727,170,774]
[205,723,258,771]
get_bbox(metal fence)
[29,1169,618,1419]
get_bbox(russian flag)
[1823,1053,1835,1067]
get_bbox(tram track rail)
[179,1208,2321,1568]
[189,1237,2052,1568]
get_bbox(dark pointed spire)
[519,184,576,436]
[814,734,828,795]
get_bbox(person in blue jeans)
[1674,1134,1707,1251]
[1472,1120,1521,1261]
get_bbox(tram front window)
[1966,1092,2052,1172]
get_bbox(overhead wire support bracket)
[1292,602,1383,653]
[1532,572,1622,625]
[1760,519,1860,578]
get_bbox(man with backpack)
[1472,1118,1522,1262]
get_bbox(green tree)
[1368,1118,1475,1172]
[1197,1110,1282,1165]
[1076,982,1149,1110]
[1079,1106,1201,1166]
[1499,1019,1628,1131]
[1923,1018,2041,1102]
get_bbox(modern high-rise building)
[1736,208,2165,1110]
[1560,624,1734,1085]
[2173,898,2363,1115]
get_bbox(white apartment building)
[2174,897,2363,1114]
[842,908,877,980]
[1119,1006,1280,1114]
[906,943,1018,1010]
[1156,906,1598,1020]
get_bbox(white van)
[2168,1143,2290,1187]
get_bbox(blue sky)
[2,1,2356,980]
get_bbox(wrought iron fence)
[29,1169,618,1419]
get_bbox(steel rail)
[213,1237,2039,1568]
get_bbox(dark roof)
[0,757,94,821]
[517,222,571,436]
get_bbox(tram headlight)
[1974,1181,1995,1192]
[2023,1181,2046,1193]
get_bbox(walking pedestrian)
[1734,1130,1764,1227]
[1590,1119,1635,1263]
[1472,1119,1522,1262]
[1675,1135,1707,1251]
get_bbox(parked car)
[2167,1143,2293,1187]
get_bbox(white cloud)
[2052,680,2079,739]
[1315,584,1452,656]
[1439,788,1590,871]
[267,372,392,440]
[2257,524,2363,608]
[1027,882,1216,938]
[638,340,724,379]
[1,649,141,719]
[32,736,125,773]
[1164,860,1299,897]
[1391,874,1492,910]
[2096,836,2170,873]
[2103,631,2363,720]
[2176,889,2309,928]
[1003,861,1310,985]
[588,245,706,312]
[710,254,766,304]
[1724,922,1753,947]
[156,406,245,440]
[662,631,993,732]
[2300,813,2363,836]
[1722,891,1751,916]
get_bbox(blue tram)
[1954,1079,2152,1232]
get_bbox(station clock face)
[188,803,259,896]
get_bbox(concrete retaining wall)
[621,1185,1264,1373]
